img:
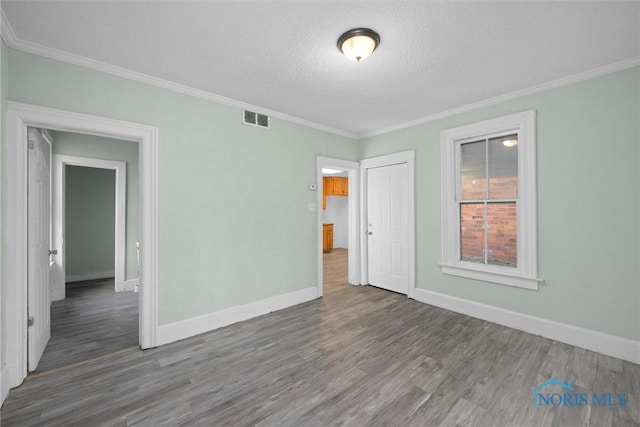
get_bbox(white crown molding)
[2,8,637,141]
[0,8,17,46]
[414,288,640,365]
[360,57,640,139]
[0,13,357,140]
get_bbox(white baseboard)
[413,288,640,365]
[1,366,10,406]
[123,279,138,292]
[66,271,115,283]
[158,286,319,346]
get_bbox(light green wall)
[361,67,640,341]
[6,45,636,341]
[64,166,115,280]
[7,48,359,325]
[52,131,139,280]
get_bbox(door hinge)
[28,316,35,327]
[28,139,35,150]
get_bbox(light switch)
[309,183,317,191]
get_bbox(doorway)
[321,168,350,296]
[52,153,132,300]
[32,131,140,373]
[316,157,360,297]
[26,128,140,373]
[3,102,159,396]
[315,152,415,298]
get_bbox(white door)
[27,127,52,371]
[366,163,408,294]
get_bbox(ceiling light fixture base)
[337,28,380,62]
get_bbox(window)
[440,111,538,289]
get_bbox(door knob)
[49,249,58,255]
[367,232,373,235]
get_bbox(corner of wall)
[158,286,318,346]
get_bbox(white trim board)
[0,10,355,140]
[360,57,640,139]
[3,10,637,141]
[413,288,640,365]
[65,272,116,283]
[0,366,9,405]
[158,286,318,346]
[440,110,539,290]
[52,154,128,298]
[3,102,159,398]
[124,279,139,292]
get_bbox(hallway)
[34,279,138,373]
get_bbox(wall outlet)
[308,202,316,212]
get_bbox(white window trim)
[440,110,540,290]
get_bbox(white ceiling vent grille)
[243,110,270,129]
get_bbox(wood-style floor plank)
[35,278,139,373]
[2,250,638,426]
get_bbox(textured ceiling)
[2,1,639,137]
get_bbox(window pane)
[461,140,486,200]
[488,134,518,199]
[460,203,485,263]
[487,202,517,267]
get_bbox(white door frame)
[360,150,416,298]
[3,102,159,395]
[52,155,129,300]
[316,157,361,296]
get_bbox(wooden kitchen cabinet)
[323,176,334,195]
[333,177,348,196]
[322,176,348,209]
[323,223,334,253]
[322,177,330,210]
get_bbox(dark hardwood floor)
[2,256,638,426]
[35,278,139,373]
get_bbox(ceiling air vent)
[243,110,270,129]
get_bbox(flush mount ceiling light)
[337,28,380,62]
[502,139,518,148]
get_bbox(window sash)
[459,200,518,267]
[456,134,519,268]
[440,110,539,290]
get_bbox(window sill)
[439,263,540,290]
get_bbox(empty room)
[0,1,638,426]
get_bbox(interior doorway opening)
[4,102,159,398]
[322,167,350,296]
[316,157,360,297]
[49,131,140,372]
[29,128,141,374]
